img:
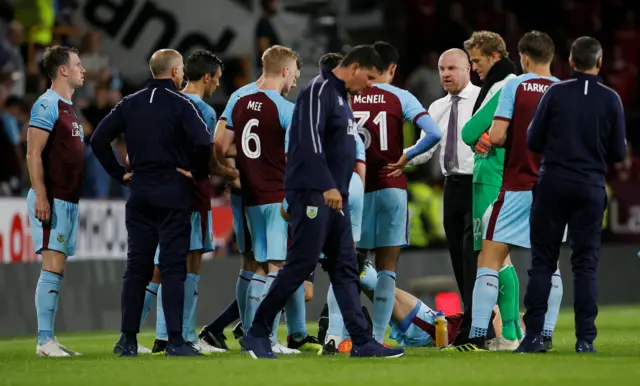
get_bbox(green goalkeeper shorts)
[472,183,501,251]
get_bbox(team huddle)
[27,28,610,358]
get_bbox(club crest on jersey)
[306,206,318,219]
[56,233,64,243]
[71,122,84,139]
[347,118,356,136]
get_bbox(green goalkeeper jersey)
[461,74,515,187]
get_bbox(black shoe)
[199,327,229,351]
[320,339,338,356]
[575,340,596,353]
[166,342,203,357]
[232,322,244,340]
[443,336,489,352]
[152,339,167,354]
[514,334,546,353]
[287,334,322,351]
[543,336,553,351]
[317,303,329,344]
[113,333,126,354]
[118,342,138,357]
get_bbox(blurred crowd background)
[1,0,639,255]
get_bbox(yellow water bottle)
[435,310,449,348]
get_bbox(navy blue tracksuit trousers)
[524,177,606,344]
[251,190,371,345]
[122,202,191,345]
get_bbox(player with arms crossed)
[146,51,226,354]
[352,41,442,343]
[451,31,563,351]
[26,46,86,357]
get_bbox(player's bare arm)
[489,119,509,147]
[26,127,51,222]
[355,162,366,189]
[212,122,239,180]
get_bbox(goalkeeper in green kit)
[461,32,521,350]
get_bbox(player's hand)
[34,193,50,223]
[384,154,410,178]
[280,204,291,222]
[475,132,492,154]
[176,168,193,179]
[123,171,133,184]
[228,177,241,191]
[221,166,240,181]
[304,281,314,302]
[323,188,342,212]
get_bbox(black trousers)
[250,190,371,346]
[121,202,191,345]
[443,174,476,322]
[524,178,605,344]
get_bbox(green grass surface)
[1,306,639,385]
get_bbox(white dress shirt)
[406,81,480,176]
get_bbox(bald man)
[404,48,494,342]
[91,49,213,357]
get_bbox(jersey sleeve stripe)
[218,117,227,122]
[308,76,321,153]
[29,125,53,132]
[412,111,429,125]
[165,88,211,136]
[315,80,329,153]
[355,159,365,165]
[494,116,511,122]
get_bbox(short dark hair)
[339,45,384,72]
[318,52,344,71]
[185,50,224,81]
[517,31,555,64]
[42,45,78,80]
[570,36,603,71]
[295,52,303,70]
[372,41,399,71]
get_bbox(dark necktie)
[444,95,460,173]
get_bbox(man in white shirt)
[405,48,486,340]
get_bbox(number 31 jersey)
[351,83,428,192]
[229,89,294,206]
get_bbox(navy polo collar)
[322,68,348,96]
[146,78,178,90]
[571,71,603,83]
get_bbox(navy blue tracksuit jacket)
[523,71,627,343]
[90,78,211,343]
[250,68,372,346]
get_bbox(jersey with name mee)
[350,83,427,192]
[494,73,559,191]
[220,82,259,122]
[29,89,84,203]
[185,93,216,211]
[230,90,293,206]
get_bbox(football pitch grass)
[1,306,639,386]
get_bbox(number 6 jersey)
[228,89,294,206]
